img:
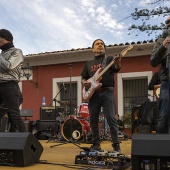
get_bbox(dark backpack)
[138,99,153,125]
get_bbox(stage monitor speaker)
[0,132,43,167]
[132,134,170,169]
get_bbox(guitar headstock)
[121,45,133,57]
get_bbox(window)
[117,71,152,117]
[60,82,77,114]
[52,76,82,114]
[123,78,148,116]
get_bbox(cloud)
[0,0,164,55]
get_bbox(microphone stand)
[48,85,64,107]
[50,64,82,148]
[69,64,72,117]
[47,83,65,143]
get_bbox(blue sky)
[0,0,169,55]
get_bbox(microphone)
[61,80,67,93]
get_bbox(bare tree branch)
[124,0,170,37]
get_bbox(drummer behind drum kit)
[41,101,110,143]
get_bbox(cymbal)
[57,100,76,107]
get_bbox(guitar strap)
[101,55,107,68]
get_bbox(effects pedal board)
[75,149,131,169]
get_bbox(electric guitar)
[82,45,133,101]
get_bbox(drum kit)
[52,101,90,142]
[50,101,110,143]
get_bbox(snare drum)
[78,103,89,118]
[61,116,90,141]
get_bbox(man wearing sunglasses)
[150,17,170,133]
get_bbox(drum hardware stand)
[47,82,65,143]
[50,138,84,149]
[74,107,77,117]
[100,107,110,141]
[65,105,68,118]
[50,64,82,147]
[46,117,64,143]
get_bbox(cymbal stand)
[65,105,68,118]
[47,84,65,143]
[48,84,64,107]
[50,64,81,148]
[100,107,110,141]
[69,64,72,117]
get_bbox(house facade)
[20,41,159,121]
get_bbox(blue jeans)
[158,81,169,133]
[0,81,26,132]
[88,87,119,146]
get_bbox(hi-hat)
[57,100,76,107]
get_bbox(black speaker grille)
[0,132,43,167]
[36,120,59,136]
[40,107,64,121]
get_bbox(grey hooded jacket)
[0,47,24,83]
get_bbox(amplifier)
[36,120,59,136]
[40,106,64,121]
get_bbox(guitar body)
[82,68,102,101]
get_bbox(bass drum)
[61,116,90,141]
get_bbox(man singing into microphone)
[150,16,170,133]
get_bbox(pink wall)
[22,62,85,121]
[22,55,159,121]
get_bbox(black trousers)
[0,81,26,132]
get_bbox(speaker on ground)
[132,134,170,170]
[36,120,60,136]
[0,132,43,167]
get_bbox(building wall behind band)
[21,55,159,121]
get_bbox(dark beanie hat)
[0,29,13,42]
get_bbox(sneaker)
[112,143,121,154]
[90,144,101,151]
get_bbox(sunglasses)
[165,20,170,24]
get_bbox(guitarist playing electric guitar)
[81,39,132,153]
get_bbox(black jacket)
[148,71,161,90]
[150,31,169,81]
[81,54,120,87]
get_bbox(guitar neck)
[95,45,133,81]
[96,60,115,81]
